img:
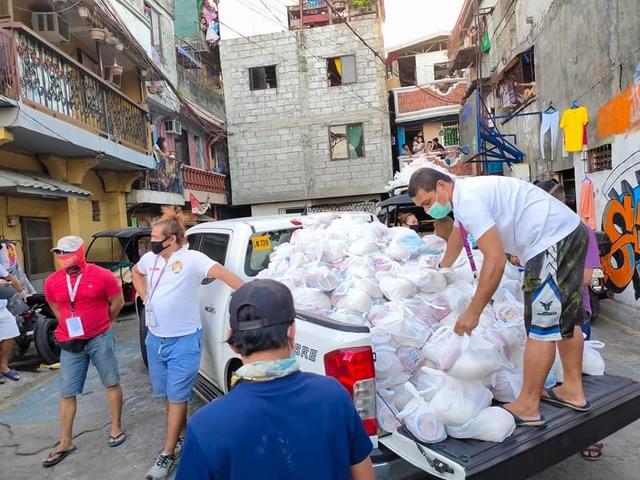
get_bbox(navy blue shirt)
[176,371,373,480]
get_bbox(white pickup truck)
[137,214,640,480]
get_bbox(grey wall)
[220,20,392,206]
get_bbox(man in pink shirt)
[43,236,125,467]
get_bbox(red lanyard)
[147,256,168,302]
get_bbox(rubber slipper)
[500,406,546,427]
[541,387,592,412]
[0,376,6,384]
[581,442,604,461]
[109,432,126,448]
[1,369,20,381]
[43,446,76,468]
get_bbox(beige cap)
[51,236,84,254]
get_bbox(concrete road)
[0,303,639,480]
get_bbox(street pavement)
[0,303,639,480]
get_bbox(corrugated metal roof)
[0,170,92,197]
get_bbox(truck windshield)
[245,228,297,277]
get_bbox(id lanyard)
[458,224,478,280]
[66,274,83,313]
[147,256,168,304]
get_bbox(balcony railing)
[182,164,226,195]
[288,0,381,30]
[134,156,184,194]
[0,24,151,153]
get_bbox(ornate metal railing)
[0,24,150,152]
[182,164,226,194]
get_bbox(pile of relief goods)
[386,154,455,194]
[258,214,606,444]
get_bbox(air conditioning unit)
[164,119,182,135]
[31,12,70,43]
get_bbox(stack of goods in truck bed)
[258,214,606,444]
[386,154,458,194]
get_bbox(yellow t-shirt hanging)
[560,107,589,152]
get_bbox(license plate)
[593,269,605,278]
[251,235,271,252]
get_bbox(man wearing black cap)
[176,279,374,480]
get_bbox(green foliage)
[349,0,373,9]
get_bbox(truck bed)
[381,374,640,479]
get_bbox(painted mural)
[601,151,640,297]
[597,63,640,139]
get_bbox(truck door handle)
[205,306,216,314]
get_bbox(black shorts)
[523,223,588,341]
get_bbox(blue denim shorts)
[145,329,202,403]
[60,329,120,398]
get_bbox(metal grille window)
[92,201,101,222]
[441,121,460,147]
[588,144,612,172]
[249,65,277,90]
[21,217,54,277]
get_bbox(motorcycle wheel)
[589,289,600,322]
[34,316,61,365]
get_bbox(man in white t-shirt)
[132,211,244,480]
[409,168,590,428]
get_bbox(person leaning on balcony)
[402,143,412,157]
[412,134,425,154]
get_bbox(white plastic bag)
[333,288,373,314]
[321,239,348,263]
[375,345,409,387]
[442,284,474,314]
[386,228,425,262]
[303,264,341,291]
[446,406,516,442]
[380,382,414,411]
[397,264,447,293]
[429,369,493,426]
[491,367,523,403]
[349,237,379,256]
[292,287,331,311]
[379,275,417,301]
[377,394,402,433]
[397,384,447,444]
[583,340,605,376]
[329,309,366,325]
[445,334,503,381]
[397,346,425,374]
[410,369,444,402]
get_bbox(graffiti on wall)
[597,63,640,139]
[601,152,640,297]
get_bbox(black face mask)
[408,225,420,233]
[65,265,82,276]
[150,238,169,255]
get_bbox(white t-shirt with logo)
[137,245,217,338]
[452,176,581,264]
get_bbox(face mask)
[408,225,420,233]
[427,188,453,220]
[56,245,87,273]
[150,238,169,255]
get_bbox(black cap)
[229,279,296,331]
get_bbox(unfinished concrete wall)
[220,19,392,206]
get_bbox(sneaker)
[145,453,176,480]
[174,437,184,459]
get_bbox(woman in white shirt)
[0,258,27,383]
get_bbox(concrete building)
[0,0,156,287]
[449,0,640,308]
[386,33,473,176]
[220,0,392,215]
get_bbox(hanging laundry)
[539,110,559,160]
[579,177,596,230]
[560,106,589,152]
[206,22,219,44]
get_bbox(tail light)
[21,312,33,320]
[324,346,377,435]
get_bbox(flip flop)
[43,446,76,468]
[109,432,126,448]
[581,442,604,461]
[541,387,592,412]
[0,376,6,384]
[500,406,547,427]
[1,369,20,381]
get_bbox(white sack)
[375,346,409,387]
[379,275,418,301]
[429,370,493,426]
[583,340,605,376]
[397,384,447,444]
[446,406,516,442]
[491,367,523,403]
[334,288,373,314]
[292,287,331,311]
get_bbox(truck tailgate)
[381,374,640,480]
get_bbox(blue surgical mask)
[427,189,452,219]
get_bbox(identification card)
[66,316,85,339]
[145,305,157,327]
